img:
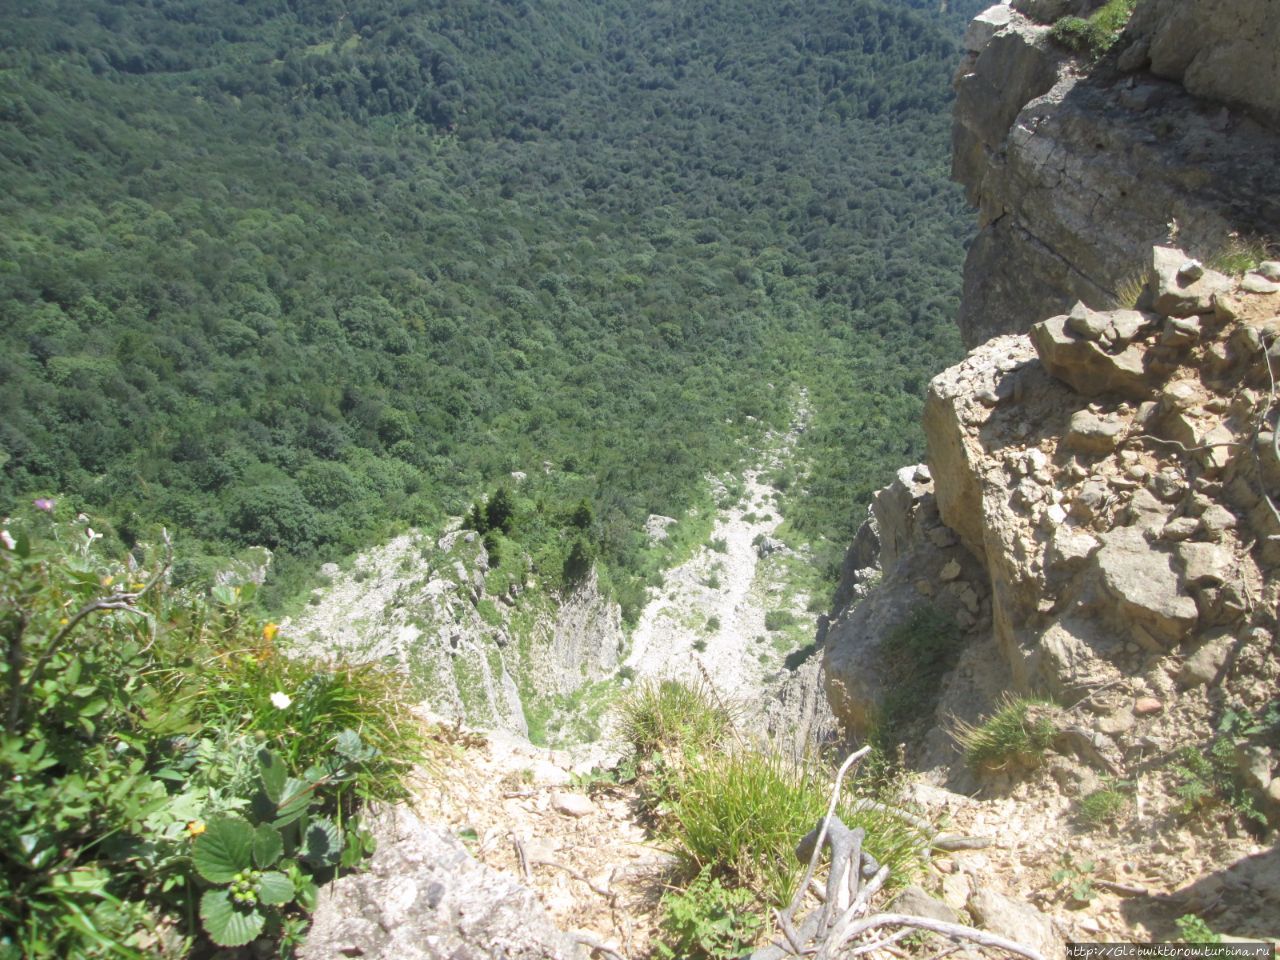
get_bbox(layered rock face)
[825,247,1280,821]
[952,0,1280,347]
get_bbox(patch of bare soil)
[411,725,672,959]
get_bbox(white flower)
[1,530,14,551]
[269,691,292,710]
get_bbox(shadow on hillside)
[1121,842,1280,940]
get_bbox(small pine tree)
[485,486,515,533]
[563,538,592,587]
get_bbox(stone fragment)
[1198,504,1237,541]
[1148,469,1185,502]
[1069,480,1109,521]
[940,559,963,582]
[1176,542,1231,585]
[1134,697,1164,715]
[1109,309,1150,346]
[1150,246,1233,317]
[893,885,958,925]
[1160,517,1200,541]
[1178,633,1234,688]
[1067,301,1110,340]
[1097,526,1198,644]
[941,872,971,913]
[1178,259,1205,281]
[1124,487,1173,532]
[1258,261,1280,281]
[968,887,1061,960]
[1066,409,1126,454]
[551,792,596,818]
[1162,315,1203,346]
[1047,525,1100,570]
[1242,273,1280,294]
[1096,709,1135,735]
[1234,745,1273,792]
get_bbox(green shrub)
[0,514,424,957]
[1175,913,1221,944]
[1049,0,1136,57]
[656,871,764,959]
[764,610,795,631]
[954,696,1057,771]
[617,678,733,760]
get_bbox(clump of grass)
[661,750,929,907]
[1050,0,1137,57]
[1207,232,1273,277]
[953,696,1057,772]
[1107,269,1148,309]
[1075,784,1132,829]
[617,677,733,760]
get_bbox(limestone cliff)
[952,0,1280,347]
[822,3,1280,940]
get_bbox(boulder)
[1150,246,1234,318]
[892,885,958,925]
[301,805,585,960]
[1066,409,1126,454]
[968,886,1061,959]
[1032,315,1155,399]
[1096,526,1198,644]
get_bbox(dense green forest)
[1,0,976,610]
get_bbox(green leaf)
[256,870,294,906]
[272,777,316,827]
[211,584,238,606]
[193,817,255,883]
[200,888,264,947]
[258,749,287,803]
[334,728,377,762]
[300,817,343,867]
[252,823,283,868]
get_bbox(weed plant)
[954,696,1057,771]
[0,510,425,957]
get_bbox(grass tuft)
[617,677,733,760]
[661,749,928,907]
[953,696,1057,772]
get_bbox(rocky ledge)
[826,247,1280,827]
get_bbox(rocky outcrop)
[283,529,624,737]
[1124,0,1280,126]
[830,250,1280,819]
[951,2,1280,347]
[822,464,993,737]
[301,805,585,960]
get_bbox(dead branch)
[818,913,1044,960]
[572,930,627,960]
[530,857,616,902]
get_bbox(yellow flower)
[186,820,207,837]
[100,575,114,587]
[59,617,69,625]
[263,622,279,643]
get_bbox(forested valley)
[1,0,985,613]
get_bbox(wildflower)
[270,691,292,710]
[86,527,102,542]
[263,622,279,643]
[101,575,114,587]
[186,820,207,838]
[33,498,54,513]
[1,530,14,551]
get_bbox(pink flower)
[33,499,54,513]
